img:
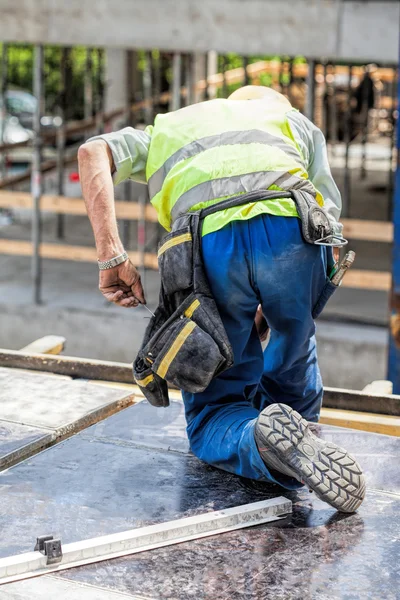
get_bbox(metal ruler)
[0,497,291,585]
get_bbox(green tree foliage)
[2,43,103,120]
[216,53,306,98]
[2,44,307,119]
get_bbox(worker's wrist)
[96,239,125,262]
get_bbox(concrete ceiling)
[0,0,398,63]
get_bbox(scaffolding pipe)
[221,55,228,98]
[153,51,161,113]
[0,43,8,179]
[95,49,105,135]
[343,65,353,218]
[138,190,146,286]
[305,59,316,122]
[143,51,153,124]
[203,53,209,101]
[360,69,370,181]
[330,64,338,153]
[185,53,194,106]
[171,53,182,111]
[388,59,400,394]
[321,61,327,136]
[122,50,136,250]
[84,48,93,121]
[242,56,250,87]
[56,47,68,239]
[388,68,398,219]
[31,45,43,305]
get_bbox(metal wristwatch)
[98,251,129,270]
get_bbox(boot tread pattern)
[257,404,366,513]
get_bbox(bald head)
[228,85,291,108]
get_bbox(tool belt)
[133,189,345,408]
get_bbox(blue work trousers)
[182,214,333,489]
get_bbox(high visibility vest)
[146,99,323,235]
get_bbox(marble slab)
[1,576,146,600]
[0,367,135,469]
[0,367,135,430]
[0,401,399,600]
[0,420,52,470]
[82,396,190,454]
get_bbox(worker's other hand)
[255,305,270,343]
[333,247,340,262]
[99,259,146,308]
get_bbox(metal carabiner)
[314,234,348,248]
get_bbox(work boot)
[254,403,366,513]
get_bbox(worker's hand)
[333,247,340,262]
[255,305,270,343]
[99,259,146,308]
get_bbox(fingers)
[119,296,140,308]
[131,277,146,305]
[103,289,124,304]
[102,289,139,307]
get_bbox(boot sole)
[256,404,366,512]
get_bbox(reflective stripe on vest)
[145,99,321,230]
[170,171,316,223]
[147,129,307,199]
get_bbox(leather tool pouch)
[133,213,233,407]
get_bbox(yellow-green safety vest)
[145,99,323,236]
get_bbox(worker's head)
[228,85,292,108]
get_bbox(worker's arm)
[288,112,342,235]
[78,127,152,307]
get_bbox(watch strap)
[98,251,129,270]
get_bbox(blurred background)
[0,0,398,390]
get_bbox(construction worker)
[78,85,365,513]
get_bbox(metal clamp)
[314,233,348,248]
[34,535,63,565]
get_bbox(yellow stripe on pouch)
[158,233,192,257]
[135,373,154,387]
[157,320,196,379]
[184,299,200,318]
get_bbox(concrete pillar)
[170,53,182,111]
[207,50,218,99]
[192,53,206,103]
[105,49,128,116]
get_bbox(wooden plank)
[0,237,391,291]
[20,335,66,355]
[0,189,394,249]
[0,240,159,269]
[340,269,391,291]
[0,139,30,153]
[1,192,393,243]
[0,349,399,416]
[0,155,77,190]
[323,386,400,417]
[0,191,159,221]
[0,349,134,384]
[362,380,393,395]
[320,408,400,437]
[342,218,393,243]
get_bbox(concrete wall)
[0,1,398,63]
[0,303,388,391]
